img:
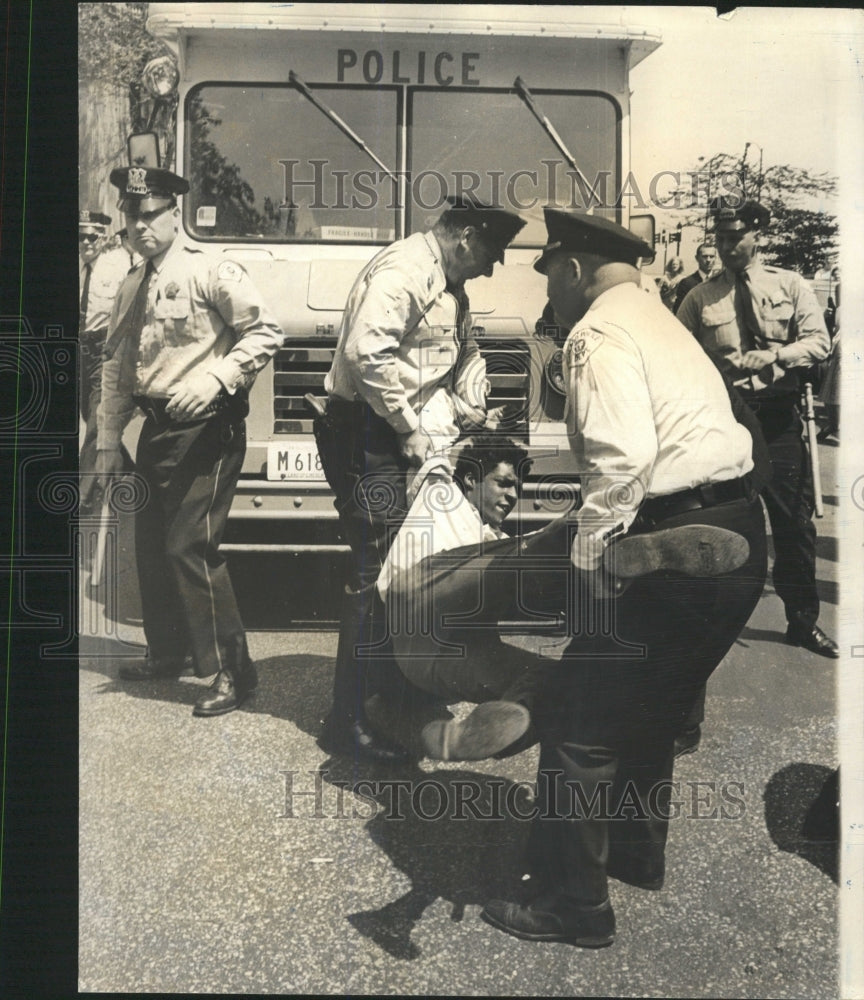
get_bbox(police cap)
[79,209,112,234]
[110,165,190,214]
[442,195,526,263]
[709,196,770,233]
[534,207,653,274]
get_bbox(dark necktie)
[735,271,762,353]
[102,260,154,361]
[80,262,92,332]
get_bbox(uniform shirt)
[676,262,830,397]
[325,231,488,435]
[564,281,754,571]
[80,246,132,337]
[97,242,284,450]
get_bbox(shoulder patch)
[216,260,245,282]
[565,328,604,367]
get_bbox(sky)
[624,5,864,265]
[628,6,862,180]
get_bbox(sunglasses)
[121,202,175,222]
[79,233,100,244]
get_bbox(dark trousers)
[134,403,248,678]
[528,495,768,904]
[314,401,411,723]
[384,520,575,715]
[754,402,819,626]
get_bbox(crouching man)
[369,434,753,765]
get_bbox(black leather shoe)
[481,893,615,948]
[192,661,257,717]
[318,715,410,764]
[118,654,189,681]
[421,701,530,761]
[785,621,839,658]
[607,851,665,890]
[674,725,702,758]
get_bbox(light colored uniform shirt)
[564,281,754,570]
[98,242,284,450]
[324,231,487,435]
[676,261,830,396]
[80,246,132,336]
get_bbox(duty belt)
[133,393,235,425]
[635,475,754,527]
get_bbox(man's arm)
[96,298,137,454]
[567,326,657,572]
[95,301,138,493]
[451,334,489,430]
[776,274,831,369]
[168,259,285,421]
[341,269,423,435]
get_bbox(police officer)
[677,197,837,658]
[96,164,285,715]
[79,209,132,512]
[315,196,525,761]
[481,208,768,948]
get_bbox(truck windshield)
[184,84,619,244]
[408,89,620,244]
[185,84,399,242]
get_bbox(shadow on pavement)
[318,753,531,960]
[82,653,335,732]
[763,762,839,884]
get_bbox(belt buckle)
[698,483,717,507]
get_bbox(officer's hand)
[485,401,522,431]
[740,349,778,373]
[399,427,435,468]
[165,373,223,421]
[95,448,124,501]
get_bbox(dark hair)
[453,434,532,489]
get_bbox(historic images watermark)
[278,160,747,213]
[278,770,748,822]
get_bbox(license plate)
[267,441,327,482]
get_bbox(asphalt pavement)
[79,441,841,997]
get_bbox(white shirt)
[324,231,487,434]
[564,282,754,570]
[80,247,132,336]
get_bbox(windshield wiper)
[288,70,398,185]
[513,76,594,197]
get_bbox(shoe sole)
[480,909,615,948]
[607,525,750,579]
[421,702,530,761]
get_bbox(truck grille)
[273,339,333,434]
[273,337,531,438]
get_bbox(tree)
[187,93,270,238]
[78,3,173,216]
[672,151,838,275]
